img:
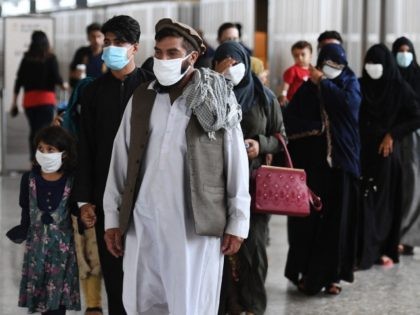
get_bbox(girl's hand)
[245,139,259,160]
[378,133,393,157]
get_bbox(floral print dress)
[18,173,80,313]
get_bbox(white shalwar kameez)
[104,83,250,315]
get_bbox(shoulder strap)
[274,133,323,211]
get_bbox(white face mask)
[224,63,246,86]
[153,54,191,86]
[396,52,413,68]
[36,151,63,173]
[322,65,342,79]
[365,63,383,80]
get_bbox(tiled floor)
[1,175,419,315]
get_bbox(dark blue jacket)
[284,68,361,177]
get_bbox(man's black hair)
[86,22,102,35]
[155,28,195,53]
[317,30,343,44]
[101,15,140,44]
[217,22,238,40]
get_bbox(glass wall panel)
[36,0,76,12]
[88,0,137,5]
[1,0,30,16]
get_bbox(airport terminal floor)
[1,175,420,315]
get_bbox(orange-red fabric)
[283,65,310,101]
[23,90,56,108]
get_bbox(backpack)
[62,77,95,138]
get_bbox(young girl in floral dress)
[7,126,80,315]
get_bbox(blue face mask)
[101,45,131,70]
[396,51,413,68]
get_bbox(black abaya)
[284,136,358,294]
[358,44,420,269]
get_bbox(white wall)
[385,0,420,46]
[199,0,254,48]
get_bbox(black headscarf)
[392,36,420,95]
[213,41,267,113]
[361,44,408,124]
[360,43,420,178]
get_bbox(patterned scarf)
[183,67,242,140]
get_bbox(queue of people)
[5,13,420,315]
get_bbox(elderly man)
[103,18,250,315]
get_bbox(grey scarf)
[183,68,242,140]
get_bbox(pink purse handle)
[274,133,323,211]
[274,133,294,168]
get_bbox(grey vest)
[118,82,227,237]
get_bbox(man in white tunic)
[103,19,250,315]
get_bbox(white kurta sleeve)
[224,124,251,238]
[103,97,133,230]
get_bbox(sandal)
[297,278,306,293]
[399,244,414,256]
[297,278,319,295]
[325,283,342,295]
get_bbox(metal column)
[76,0,88,8]
[379,0,387,43]
[29,0,36,14]
[361,0,368,63]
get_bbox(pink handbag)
[251,134,322,216]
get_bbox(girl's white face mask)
[36,151,63,173]
[153,54,191,86]
[224,62,246,86]
[322,65,342,79]
[365,63,384,80]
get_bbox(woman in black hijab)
[283,43,361,295]
[358,44,420,269]
[392,37,420,256]
[214,41,285,315]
